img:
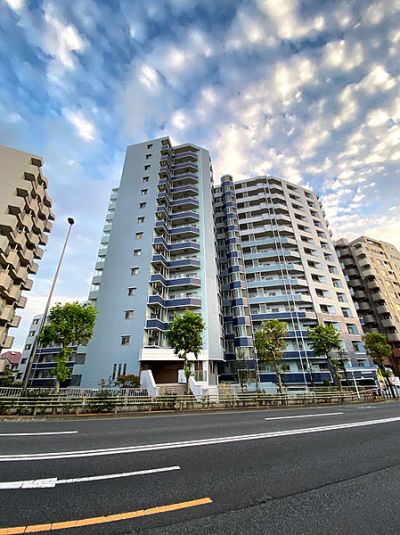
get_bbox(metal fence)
[0,388,384,417]
[0,387,148,398]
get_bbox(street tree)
[307,324,342,387]
[363,332,395,398]
[39,302,97,392]
[254,319,286,394]
[166,309,205,394]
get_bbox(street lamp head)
[67,217,75,226]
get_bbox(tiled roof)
[0,351,22,365]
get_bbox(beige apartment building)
[335,236,400,372]
[0,145,54,351]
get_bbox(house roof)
[0,351,22,365]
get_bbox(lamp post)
[22,218,75,390]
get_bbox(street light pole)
[22,218,75,390]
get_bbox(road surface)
[1,402,400,534]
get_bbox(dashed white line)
[0,431,78,437]
[0,466,180,489]
[264,412,343,421]
[1,416,400,462]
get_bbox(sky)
[1,0,400,351]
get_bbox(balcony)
[381,318,397,328]
[150,274,201,288]
[151,254,200,270]
[155,221,200,238]
[170,173,198,184]
[153,237,200,253]
[0,236,8,255]
[0,272,12,294]
[249,293,312,305]
[171,185,199,196]
[145,318,169,331]
[0,332,13,349]
[0,305,15,323]
[247,278,307,289]
[148,295,202,309]
[362,314,376,324]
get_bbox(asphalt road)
[1,402,400,534]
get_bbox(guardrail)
[0,389,383,417]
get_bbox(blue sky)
[1,0,400,350]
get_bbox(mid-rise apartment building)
[16,314,82,387]
[80,137,223,388]
[0,146,54,351]
[214,175,375,385]
[335,236,400,372]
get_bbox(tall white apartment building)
[80,137,223,388]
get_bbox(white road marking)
[1,416,400,462]
[265,412,343,421]
[0,431,78,437]
[0,466,180,489]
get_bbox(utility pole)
[22,218,75,390]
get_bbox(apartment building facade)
[335,236,400,372]
[80,137,223,388]
[0,146,54,351]
[16,314,82,387]
[214,175,376,385]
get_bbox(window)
[131,267,139,275]
[29,331,35,337]
[33,319,39,325]
[142,176,149,182]
[137,216,145,223]
[125,310,134,320]
[21,358,27,364]
[145,154,151,160]
[128,287,137,296]
[121,336,130,345]
[136,232,143,240]
[347,324,359,335]
[141,189,148,196]
[144,165,151,170]
[352,341,364,353]
[133,249,141,256]
[147,143,153,149]
[24,345,31,351]
[140,202,146,209]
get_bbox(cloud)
[4,0,25,11]
[64,110,96,141]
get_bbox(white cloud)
[42,4,85,70]
[4,0,25,11]
[257,0,324,40]
[64,110,96,141]
[367,108,390,126]
[323,40,364,71]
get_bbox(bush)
[86,390,117,413]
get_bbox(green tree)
[166,309,205,394]
[307,324,342,387]
[39,302,97,392]
[254,319,287,394]
[363,332,395,398]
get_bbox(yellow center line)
[0,497,213,534]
